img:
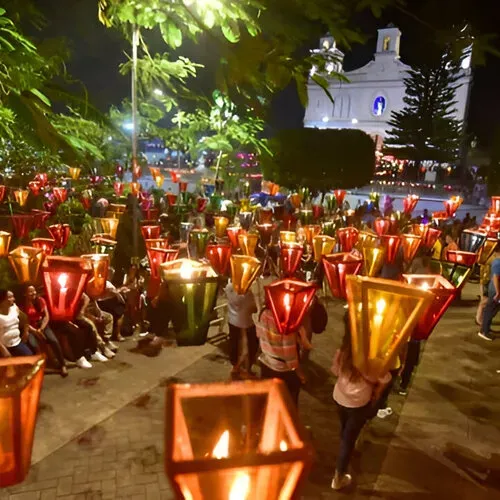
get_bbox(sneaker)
[76,356,93,369]
[398,389,408,396]
[91,351,108,362]
[377,407,393,419]
[106,341,118,352]
[331,473,352,490]
[102,346,116,359]
[478,332,493,342]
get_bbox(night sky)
[29,0,500,149]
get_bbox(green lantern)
[430,259,472,290]
[188,229,211,260]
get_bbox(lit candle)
[229,472,250,500]
[212,430,229,459]
[57,273,68,313]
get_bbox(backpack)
[310,300,328,334]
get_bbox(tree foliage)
[261,128,375,191]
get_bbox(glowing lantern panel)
[279,231,296,245]
[337,227,359,252]
[446,250,477,267]
[374,218,391,237]
[13,190,29,207]
[312,235,336,262]
[400,234,422,263]
[280,243,303,278]
[403,195,419,215]
[10,215,34,241]
[81,254,110,299]
[460,230,486,254]
[230,255,262,295]
[238,233,259,257]
[333,189,346,207]
[141,225,161,240]
[303,225,321,245]
[189,230,211,260]
[362,246,386,277]
[47,224,71,249]
[28,181,42,196]
[206,243,232,275]
[147,248,179,279]
[0,231,11,257]
[31,238,55,257]
[113,181,124,197]
[429,259,472,290]
[323,253,363,300]
[68,167,81,180]
[96,218,119,239]
[380,235,401,264]
[52,187,68,204]
[214,216,230,239]
[8,246,44,283]
[145,238,169,250]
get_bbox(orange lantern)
[109,203,126,215]
[206,243,232,275]
[380,235,401,264]
[165,379,313,500]
[422,227,442,250]
[337,227,359,252]
[362,246,386,277]
[133,164,142,178]
[400,234,422,263]
[289,193,302,209]
[265,279,317,335]
[96,217,119,239]
[303,225,321,246]
[141,225,161,240]
[312,235,336,262]
[28,181,42,196]
[52,187,68,204]
[145,238,169,250]
[256,223,276,247]
[374,217,391,237]
[226,226,243,250]
[13,189,29,207]
[0,355,46,487]
[47,224,71,249]
[345,275,433,379]
[42,256,91,321]
[323,253,363,300]
[81,253,110,299]
[68,166,81,180]
[238,233,259,256]
[149,166,161,178]
[402,274,456,341]
[446,250,477,267]
[280,243,304,278]
[279,231,297,245]
[170,170,180,183]
[130,182,141,196]
[10,214,35,240]
[147,248,179,279]
[31,238,56,257]
[403,194,419,215]
[113,181,124,197]
[0,231,12,257]
[214,216,230,239]
[230,255,262,295]
[8,246,44,283]
[333,189,346,207]
[432,211,448,224]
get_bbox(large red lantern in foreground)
[345,275,433,379]
[323,253,363,300]
[446,250,477,267]
[380,235,401,264]
[265,279,317,335]
[280,243,303,277]
[206,243,232,275]
[402,274,456,340]
[0,355,45,487]
[47,224,71,249]
[31,238,56,257]
[403,194,419,215]
[11,215,34,240]
[42,256,91,321]
[141,225,161,240]
[337,227,359,252]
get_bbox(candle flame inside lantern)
[212,430,229,459]
[373,298,386,328]
[284,292,291,311]
[58,273,68,290]
[180,261,194,280]
[229,472,250,500]
[280,440,288,451]
[420,282,430,291]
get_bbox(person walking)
[478,241,500,341]
[476,251,495,327]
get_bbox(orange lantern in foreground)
[238,233,259,257]
[206,243,232,275]
[214,216,230,239]
[265,279,317,335]
[280,243,303,277]
[337,227,359,252]
[31,238,56,257]
[400,234,422,263]
[81,254,110,299]
[402,274,456,341]
[446,250,477,267]
[8,246,44,283]
[312,235,336,262]
[362,246,386,277]
[47,224,71,249]
[165,379,313,500]
[13,190,29,207]
[0,231,11,257]
[323,253,363,300]
[230,255,262,295]
[380,235,401,264]
[345,275,433,379]
[42,256,91,321]
[141,225,161,240]
[0,355,46,487]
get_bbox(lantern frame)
[429,259,472,290]
[256,223,276,247]
[8,246,44,283]
[96,217,119,239]
[380,235,401,265]
[312,235,336,262]
[31,237,56,257]
[230,255,262,295]
[400,234,422,263]
[362,246,386,277]
[323,253,363,300]
[460,230,487,254]
[189,229,211,260]
[280,243,303,278]
[445,250,477,267]
[11,215,35,240]
[141,225,161,240]
[337,227,359,252]
[52,187,68,204]
[226,226,243,250]
[238,233,259,257]
[206,243,232,275]
[374,218,391,237]
[147,248,179,279]
[403,195,419,215]
[47,224,71,249]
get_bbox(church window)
[372,96,386,116]
[383,36,391,51]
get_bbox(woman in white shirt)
[0,289,34,357]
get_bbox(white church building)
[304,25,472,150]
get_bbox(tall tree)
[384,51,464,164]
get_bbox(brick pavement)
[2,282,500,499]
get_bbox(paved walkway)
[2,283,500,499]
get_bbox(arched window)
[383,36,391,51]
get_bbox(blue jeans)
[8,342,35,357]
[336,402,371,475]
[481,295,500,338]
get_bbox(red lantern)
[337,227,359,252]
[443,196,462,218]
[31,238,56,256]
[170,170,181,183]
[323,253,363,300]
[491,196,500,215]
[403,195,419,215]
[258,207,273,224]
[133,164,142,178]
[280,243,303,277]
[400,234,422,263]
[28,181,42,196]
[90,175,103,185]
[47,224,71,249]
[402,274,456,340]
[374,217,391,237]
[142,207,159,221]
[80,196,91,210]
[30,209,51,230]
[52,187,68,204]
[312,205,324,219]
[147,247,179,279]
[226,226,243,250]
[206,243,232,275]
[113,181,124,197]
[422,227,442,250]
[145,238,169,250]
[446,250,477,267]
[115,164,124,178]
[196,198,208,213]
[42,256,91,321]
[179,181,188,193]
[282,213,297,231]
[130,182,141,196]
[333,189,346,207]
[256,223,276,247]
[166,193,177,207]
[34,173,48,186]
[10,214,35,240]
[0,185,6,202]
[380,235,401,264]
[265,279,317,335]
[141,225,161,240]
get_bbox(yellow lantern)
[230,255,262,295]
[279,231,297,245]
[214,216,230,239]
[96,218,119,239]
[0,231,12,257]
[238,233,259,256]
[154,174,165,188]
[109,203,126,214]
[68,166,81,180]
[312,235,336,262]
[13,189,29,207]
[8,246,44,283]
[0,355,46,487]
[362,246,386,277]
[345,275,433,379]
[357,231,378,249]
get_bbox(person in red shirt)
[20,285,68,377]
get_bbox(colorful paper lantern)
[239,198,250,212]
[279,231,297,245]
[11,215,35,240]
[165,378,313,500]
[0,231,12,257]
[238,233,259,257]
[147,248,179,279]
[402,274,456,340]
[206,243,232,275]
[491,196,500,215]
[226,226,242,250]
[357,231,378,249]
[312,235,336,262]
[256,223,276,247]
[113,181,124,197]
[28,181,42,196]
[265,279,317,335]
[34,173,48,186]
[230,255,262,295]
[323,253,363,300]
[170,170,181,183]
[345,275,433,379]
[0,355,46,487]
[91,234,117,254]
[362,246,386,277]
[337,227,359,252]
[380,235,401,264]
[166,192,178,207]
[429,259,472,290]
[161,259,219,345]
[81,253,110,299]
[0,185,6,202]
[31,238,56,257]
[446,250,477,267]
[258,207,273,225]
[52,187,68,204]
[239,212,253,231]
[179,181,188,193]
[303,225,321,246]
[280,243,304,278]
[145,238,169,250]
[478,238,498,266]
[130,182,141,196]
[47,224,71,249]
[422,227,442,250]
[460,230,487,254]
[374,217,391,237]
[189,229,211,260]
[400,234,422,263]
[68,167,81,180]
[333,189,346,207]
[94,217,118,239]
[403,195,419,215]
[214,216,230,239]
[8,246,44,283]
[141,225,161,240]
[13,189,29,207]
